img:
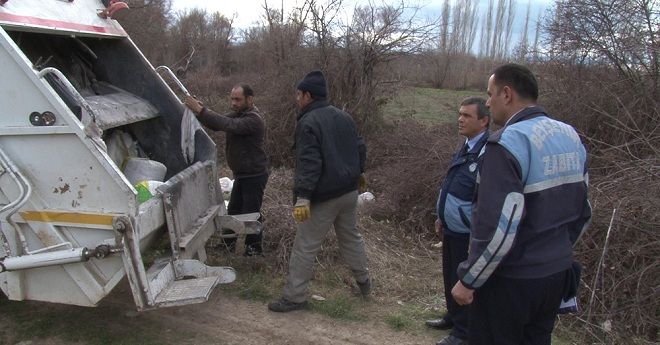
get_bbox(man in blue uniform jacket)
[452,64,592,345]
[427,97,490,345]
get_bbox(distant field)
[382,87,485,124]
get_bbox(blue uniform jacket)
[436,132,489,237]
[458,106,592,289]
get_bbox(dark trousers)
[442,232,470,340]
[469,270,568,345]
[225,173,268,252]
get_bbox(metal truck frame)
[0,0,258,310]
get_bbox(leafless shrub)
[362,119,458,234]
[569,158,660,343]
[540,1,660,340]
[257,168,296,273]
[114,0,172,65]
[167,9,234,75]
[538,72,659,344]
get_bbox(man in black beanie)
[268,70,370,312]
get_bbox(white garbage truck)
[0,0,259,310]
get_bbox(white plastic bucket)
[123,158,167,185]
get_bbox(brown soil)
[139,294,436,345]
[1,281,439,345]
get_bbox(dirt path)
[126,288,436,345]
[1,282,439,345]
[152,298,433,344]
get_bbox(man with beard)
[184,84,269,256]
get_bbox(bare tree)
[427,0,481,88]
[514,1,531,62]
[502,0,516,57]
[546,0,660,96]
[259,0,308,72]
[490,0,505,59]
[489,0,516,60]
[439,0,450,53]
[531,10,542,62]
[479,0,494,58]
[115,0,172,64]
[337,1,435,128]
[168,9,233,74]
[464,0,479,55]
[305,0,344,69]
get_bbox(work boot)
[356,278,372,297]
[267,298,308,313]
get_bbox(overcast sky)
[171,0,553,27]
[170,0,554,48]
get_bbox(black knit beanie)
[297,70,327,97]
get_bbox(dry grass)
[257,167,441,303]
[208,166,445,330]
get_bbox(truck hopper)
[0,0,258,310]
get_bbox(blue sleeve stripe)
[464,192,524,287]
[523,173,585,193]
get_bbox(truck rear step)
[146,259,235,308]
[120,161,235,310]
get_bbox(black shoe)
[435,335,467,345]
[356,278,372,297]
[426,318,453,330]
[267,298,308,313]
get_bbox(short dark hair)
[461,97,490,120]
[234,84,254,97]
[492,63,538,101]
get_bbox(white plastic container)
[123,157,167,185]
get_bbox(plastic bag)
[181,108,202,165]
[358,192,375,206]
[219,177,234,200]
[106,130,139,168]
[123,158,167,185]
[135,180,165,203]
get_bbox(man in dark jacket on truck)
[426,97,490,345]
[451,64,591,344]
[268,70,370,312]
[184,84,268,256]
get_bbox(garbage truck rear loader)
[0,0,257,310]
